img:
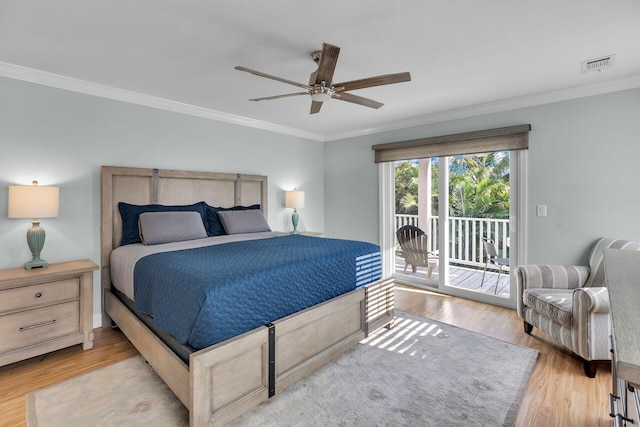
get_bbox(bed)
[100,166,395,426]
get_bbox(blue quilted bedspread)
[133,235,381,349]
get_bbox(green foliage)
[449,152,510,219]
[395,162,419,215]
[395,153,510,219]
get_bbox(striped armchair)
[514,238,640,377]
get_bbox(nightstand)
[0,259,98,367]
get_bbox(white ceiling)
[1,0,640,141]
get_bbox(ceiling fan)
[235,42,411,114]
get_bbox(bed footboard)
[106,279,394,427]
[190,325,271,426]
[190,278,395,427]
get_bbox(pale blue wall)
[324,88,640,266]
[0,77,324,322]
[2,74,640,323]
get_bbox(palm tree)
[394,162,419,215]
[395,153,510,219]
[447,153,510,262]
[396,154,510,265]
[449,153,509,219]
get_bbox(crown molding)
[0,61,325,141]
[323,73,640,141]
[2,61,639,143]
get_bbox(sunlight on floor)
[364,314,447,358]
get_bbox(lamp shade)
[8,184,59,219]
[285,190,305,209]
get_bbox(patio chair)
[481,238,510,293]
[514,237,640,377]
[396,225,438,279]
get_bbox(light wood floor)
[0,285,611,426]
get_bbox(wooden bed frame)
[100,166,395,426]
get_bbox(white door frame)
[380,151,527,309]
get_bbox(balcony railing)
[395,214,510,269]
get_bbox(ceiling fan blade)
[310,101,323,114]
[235,66,310,90]
[315,43,340,85]
[334,92,384,109]
[249,92,308,102]
[334,72,411,92]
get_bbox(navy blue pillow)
[118,201,208,246]
[205,204,261,236]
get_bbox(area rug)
[26,355,188,427]
[27,311,538,427]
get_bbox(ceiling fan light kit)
[235,42,411,114]
[309,82,335,103]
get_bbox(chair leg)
[481,262,489,286]
[583,359,597,378]
[427,263,435,279]
[523,321,533,334]
[494,268,501,294]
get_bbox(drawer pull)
[609,392,634,425]
[610,393,620,417]
[19,319,56,332]
[613,414,625,427]
[35,292,42,298]
[609,335,615,353]
[613,414,633,427]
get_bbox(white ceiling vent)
[581,55,616,73]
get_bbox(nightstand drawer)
[0,301,80,354]
[0,278,79,315]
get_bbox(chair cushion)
[523,288,573,328]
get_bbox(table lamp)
[285,189,305,234]
[8,181,59,269]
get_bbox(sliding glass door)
[391,150,525,307]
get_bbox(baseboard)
[93,312,103,329]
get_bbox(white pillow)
[138,211,208,245]
[217,209,271,235]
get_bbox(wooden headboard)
[100,166,268,325]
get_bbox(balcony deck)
[395,257,510,297]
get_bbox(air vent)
[581,55,616,73]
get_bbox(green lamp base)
[291,209,300,235]
[24,219,49,270]
[25,258,48,270]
